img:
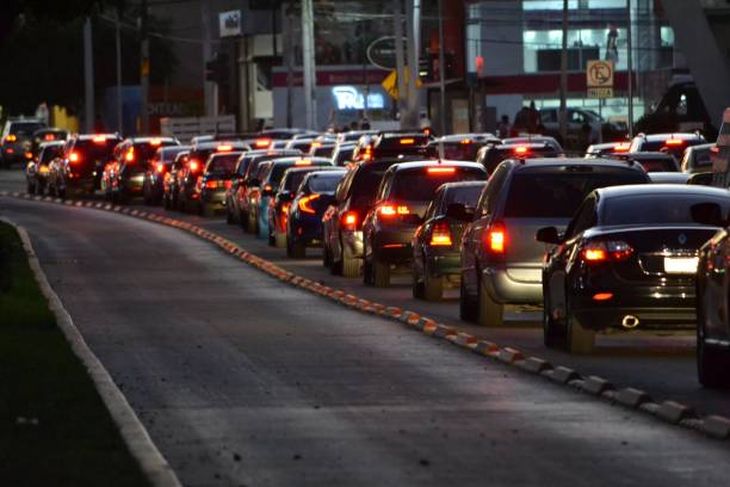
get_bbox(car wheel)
[543,292,565,349]
[275,231,287,249]
[341,244,360,278]
[226,205,234,224]
[697,304,730,388]
[423,263,444,301]
[372,255,390,288]
[322,242,332,267]
[459,277,477,322]
[287,238,306,258]
[478,275,504,327]
[411,270,425,299]
[27,181,35,195]
[564,302,595,354]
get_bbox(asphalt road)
[4,192,730,486]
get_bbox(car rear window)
[442,185,485,209]
[75,139,120,159]
[206,154,239,175]
[10,122,44,136]
[636,158,677,172]
[313,146,334,158]
[602,194,730,226]
[269,162,329,187]
[308,173,345,193]
[504,169,647,218]
[283,171,313,192]
[333,146,355,166]
[40,145,63,164]
[135,141,177,162]
[391,167,486,201]
[693,148,712,168]
[379,135,430,149]
[440,142,480,161]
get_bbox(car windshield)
[440,143,481,161]
[10,122,44,136]
[308,173,345,193]
[692,148,712,168]
[135,141,177,162]
[351,167,389,205]
[268,162,329,187]
[602,194,730,226]
[440,185,485,213]
[206,154,239,176]
[504,170,646,218]
[391,167,485,201]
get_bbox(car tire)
[27,181,35,195]
[478,276,504,327]
[412,271,425,299]
[341,246,360,278]
[372,256,390,288]
[564,305,595,354]
[543,293,565,349]
[226,205,234,224]
[322,242,332,267]
[275,231,287,249]
[697,305,730,388]
[423,264,444,301]
[287,238,306,258]
[459,278,477,322]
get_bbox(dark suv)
[459,158,650,327]
[49,133,122,197]
[362,161,487,287]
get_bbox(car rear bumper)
[425,253,461,278]
[373,227,418,264]
[290,215,325,246]
[202,189,226,206]
[481,265,543,304]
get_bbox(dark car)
[412,181,486,300]
[143,145,191,205]
[629,132,706,160]
[584,141,631,158]
[285,138,315,153]
[540,185,730,353]
[163,150,190,209]
[256,157,333,241]
[50,133,122,198]
[177,141,249,212]
[459,158,650,327]
[680,143,714,174]
[475,142,561,175]
[648,172,691,184]
[1,118,46,168]
[287,169,348,258]
[428,134,500,161]
[611,151,679,173]
[229,149,303,230]
[30,128,68,158]
[362,161,487,287]
[322,158,423,278]
[25,140,65,195]
[330,142,356,166]
[192,151,244,216]
[103,137,180,203]
[269,166,345,250]
[367,132,434,161]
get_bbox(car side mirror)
[445,203,474,222]
[536,226,562,244]
[691,202,727,227]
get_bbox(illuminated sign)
[331,86,385,111]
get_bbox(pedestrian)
[497,115,511,139]
[527,101,540,134]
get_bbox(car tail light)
[513,146,529,155]
[613,142,631,152]
[5,134,17,143]
[298,194,321,214]
[24,151,33,159]
[580,241,633,264]
[189,160,200,172]
[427,166,456,175]
[362,146,373,161]
[460,139,472,144]
[664,138,685,147]
[341,211,358,230]
[69,151,81,163]
[217,144,233,152]
[205,180,218,189]
[150,138,162,146]
[400,138,415,145]
[485,222,506,254]
[125,147,135,162]
[44,133,55,141]
[295,158,312,166]
[263,183,273,193]
[311,141,322,149]
[430,221,453,246]
[93,135,107,144]
[254,138,272,149]
[378,203,410,217]
[224,180,233,190]
[155,162,165,173]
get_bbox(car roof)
[686,143,715,152]
[76,133,121,140]
[208,151,244,160]
[510,157,645,172]
[439,181,487,190]
[270,156,331,166]
[618,151,674,160]
[39,140,66,148]
[128,136,177,143]
[388,160,484,172]
[194,140,249,149]
[597,184,730,199]
[647,172,691,183]
[635,132,704,141]
[436,133,498,143]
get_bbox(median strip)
[3,190,728,442]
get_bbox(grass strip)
[0,222,150,486]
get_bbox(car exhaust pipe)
[621,315,640,329]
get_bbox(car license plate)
[664,257,698,274]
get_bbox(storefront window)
[523,28,627,72]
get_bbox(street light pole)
[140,0,150,133]
[83,16,94,133]
[626,0,634,136]
[301,0,317,130]
[437,0,446,135]
[559,0,568,143]
[115,7,123,134]
[393,0,406,126]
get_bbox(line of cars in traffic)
[15,120,730,387]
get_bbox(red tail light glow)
[205,180,219,189]
[592,292,614,301]
[379,203,410,216]
[664,138,685,147]
[298,194,321,214]
[150,138,162,146]
[189,160,200,172]
[486,222,506,254]
[427,166,456,175]
[155,162,165,173]
[514,146,529,155]
[44,133,55,141]
[341,211,358,230]
[69,151,81,163]
[581,241,633,264]
[430,221,453,246]
[254,138,272,148]
[217,144,233,152]
[460,139,472,144]
[399,138,415,145]
[93,135,107,144]
[614,142,631,152]
[125,148,135,162]
[224,180,233,190]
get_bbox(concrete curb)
[0,217,182,487]
[5,193,730,442]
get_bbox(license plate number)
[664,257,698,274]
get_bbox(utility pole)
[140,0,150,133]
[284,1,294,128]
[201,0,214,117]
[301,0,317,130]
[115,7,123,134]
[393,0,406,126]
[559,0,568,143]
[404,0,419,129]
[437,0,446,135]
[626,0,634,136]
[83,17,95,133]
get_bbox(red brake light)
[581,241,633,264]
[44,133,55,141]
[254,138,272,148]
[514,146,529,155]
[427,166,456,175]
[400,138,415,145]
[341,211,358,230]
[613,142,631,152]
[69,151,81,163]
[224,180,233,190]
[155,162,165,173]
[205,180,218,189]
[486,222,506,254]
[125,148,135,162]
[93,135,107,144]
[664,138,685,147]
[295,158,312,166]
[430,221,453,246]
[217,144,233,152]
[298,194,321,214]
[150,138,162,146]
[189,160,200,172]
[460,139,472,144]
[379,203,410,216]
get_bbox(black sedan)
[539,185,730,353]
[411,181,485,301]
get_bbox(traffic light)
[419,56,432,81]
[205,53,230,87]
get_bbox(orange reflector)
[592,292,614,301]
[427,166,456,175]
[399,138,415,145]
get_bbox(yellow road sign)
[381,69,422,100]
[586,60,614,88]
[587,87,614,99]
